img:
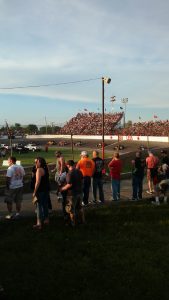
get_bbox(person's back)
[76,151,95,205]
[7,163,25,189]
[92,150,104,203]
[77,156,95,177]
[108,157,122,180]
[67,168,83,194]
[146,153,159,169]
[92,156,104,178]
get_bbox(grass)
[0,147,131,188]
[1,202,169,300]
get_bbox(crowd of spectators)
[59,112,123,135]
[59,113,169,136]
[115,120,169,137]
[1,114,169,137]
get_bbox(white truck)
[25,143,41,152]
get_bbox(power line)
[0,77,101,90]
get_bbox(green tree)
[26,124,38,134]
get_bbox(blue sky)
[0,0,169,127]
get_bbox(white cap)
[81,150,88,156]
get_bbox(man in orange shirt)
[76,151,95,206]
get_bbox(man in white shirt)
[5,156,25,219]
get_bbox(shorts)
[147,168,157,181]
[4,187,23,204]
[65,193,83,214]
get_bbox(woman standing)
[108,152,122,201]
[33,157,50,229]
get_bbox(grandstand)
[59,112,124,135]
[114,120,169,137]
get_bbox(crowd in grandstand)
[115,120,169,137]
[1,113,169,137]
[59,114,169,136]
[59,112,123,135]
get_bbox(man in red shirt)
[146,151,159,195]
[108,152,122,201]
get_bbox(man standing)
[61,160,85,226]
[108,152,122,201]
[92,150,104,204]
[146,151,159,194]
[131,151,145,200]
[5,156,25,219]
[76,151,95,206]
[51,150,67,200]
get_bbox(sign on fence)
[2,160,21,166]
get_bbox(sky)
[0,0,169,127]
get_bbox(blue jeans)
[83,176,91,205]
[111,179,120,201]
[132,175,143,199]
[36,191,49,222]
[92,177,104,202]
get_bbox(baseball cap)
[81,150,88,156]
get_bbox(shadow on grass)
[1,203,169,300]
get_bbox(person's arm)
[61,183,72,191]
[60,157,65,174]
[6,176,10,190]
[108,160,113,168]
[33,168,43,197]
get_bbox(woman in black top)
[33,157,50,229]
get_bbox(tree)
[26,124,38,134]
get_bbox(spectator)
[51,150,67,201]
[32,157,50,230]
[146,151,159,195]
[131,151,145,200]
[5,156,25,219]
[76,150,95,206]
[61,160,85,226]
[92,150,105,204]
[108,152,122,201]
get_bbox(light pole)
[110,96,116,112]
[121,98,128,128]
[102,77,111,161]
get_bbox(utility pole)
[45,116,47,134]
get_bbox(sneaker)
[146,190,153,194]
[13,212,20,219]
[98,200,104,204]
[151,201,160,206]
[130,198,137,201]
[57,196,62,202]
[82,202,88,207]
[5,214,14,219]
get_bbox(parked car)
[113,144,125,150]
[73,141,82,146]
[0,144,10,150]
[14,144,29,154]
[25,143,41,152]
[47,140,57,145]
[96,142,107,148]
[58,141,68,146]
[139,145,147,151]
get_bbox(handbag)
[32,195,38,205]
